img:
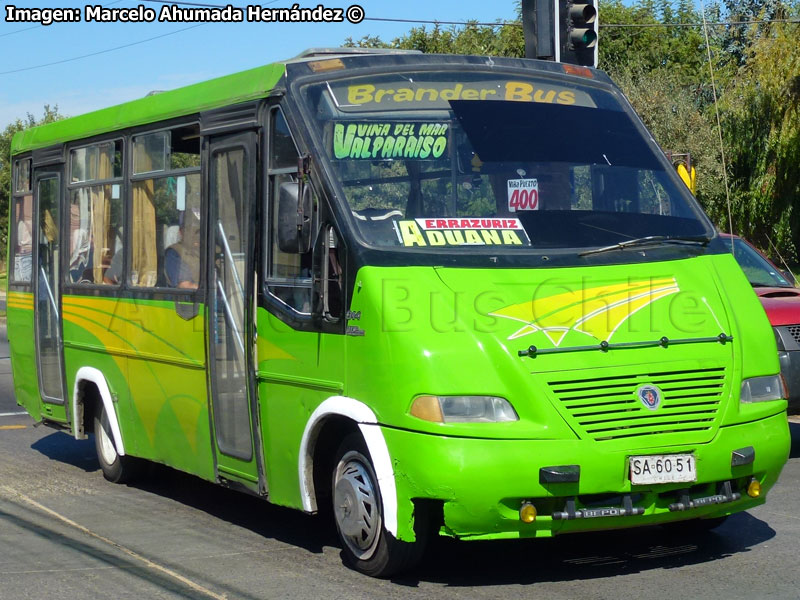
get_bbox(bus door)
[206,132,262,488]
[33,165,67,418]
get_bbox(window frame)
[263,104,317,320]
[64,138,125,289]
[259,101,348,334]
[289,65,720,270]
[9,157,34,287]
[126,121,203,293]
[69,138,123,184]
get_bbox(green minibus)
[7,48,789,576]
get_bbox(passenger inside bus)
[165,211,201,289]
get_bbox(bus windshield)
[302,70,713,253]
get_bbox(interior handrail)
[218,221,245,301]
[217,279,245,356]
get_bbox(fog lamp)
[747,479,762,498]
[519,502,537,523]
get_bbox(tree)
[346,19,523,57]
[0,105,64,256]
[720,3,800,259]
[600,0,709,84]
[714,0,787,68]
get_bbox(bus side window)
[10,159,33,283]
[129,124,201,289]
[67,140,124,285]
[266,107,316,314]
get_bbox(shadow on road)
[789,421,800,458]
[132,461,340,554]
[131,459,777,587]
[28,427,786,587]
[400,512,774,587]
[31,432,100,473]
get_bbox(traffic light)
[521,0,555,60]
[555,0,598,68]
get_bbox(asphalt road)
[2,325,800,599]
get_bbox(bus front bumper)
[380,411,790,542]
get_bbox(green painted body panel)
[7,291,68,422]
[256,308,345,509]
[61,295,214,480]
[345,254,779,439]
[8,254,789,543]
[6,293,40,420]
[383,411,789,540]
[11,63,285,153]
[338,253,787,540]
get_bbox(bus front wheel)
[331,433,427,577]
[94,403,139,484]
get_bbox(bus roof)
[11,61,286,155]
[11,49,610,155]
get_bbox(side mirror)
[277,181,312,254]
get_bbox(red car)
[724,234,800,412]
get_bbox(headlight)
[409,395,519,423]
[740,375,785,403]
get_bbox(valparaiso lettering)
[333,122,449,160]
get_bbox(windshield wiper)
[579,235,711,257]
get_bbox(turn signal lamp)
[747,479,762,498]
[409,395,444,423]
[520,502,537,523]
[409,395,519,423]
[562,64,594,78]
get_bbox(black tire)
[93,403,140,484]
[331,433,428,577]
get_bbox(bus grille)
[547,367,726,442]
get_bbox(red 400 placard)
[507,178,539,212]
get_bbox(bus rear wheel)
[94,403,139,484]
[331,433,427,577]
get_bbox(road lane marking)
[0,425,26,430]
[0,412,28,417]
[0,485,228,600]
[2,549,280,575]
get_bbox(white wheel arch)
[298,396,398,537]
[71,367,126,456]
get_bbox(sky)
[0,0,520,131]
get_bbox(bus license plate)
[629,454,696,485]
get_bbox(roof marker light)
[308,58,346,73]
[562,64,594,78]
